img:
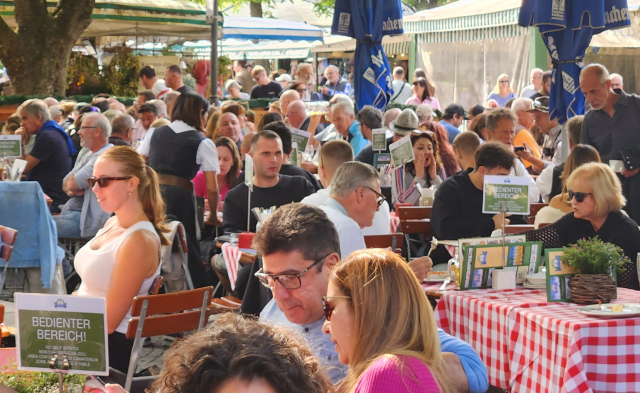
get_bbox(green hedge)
[0,95,135,107]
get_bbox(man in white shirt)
[390,66,412,104]
[484,107,540,203]
[139,65,171,99]
[520,68,543,98]
[301,140,390,235]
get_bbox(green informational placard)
[545,249,618,302]
[372,128,387,151]
[482,175,530,215]
[458,241,542,290]
[0,135,21,157]
[290,146,299,166]
[290,129,310,152]
[373,153,392,170]
[389,134,414,168]
[16,293,108,375]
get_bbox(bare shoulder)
[121,227,159,252]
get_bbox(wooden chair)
[396,206,431,260]
[504,225,535,234]
[0,225,18,293]
[527,203,549,224]
[364,234,404,255]
[124,286,213,391]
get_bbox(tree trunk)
[250,1,263,18]
[0,0,95,96]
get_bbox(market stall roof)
[0,0,324,42]
[183,39,316,60]
[404,0,521,32]
[310,34,412,55]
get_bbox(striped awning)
[404,0,528,43]
[311,34,411,55]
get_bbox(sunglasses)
[362,186,386,207]
[322,295,351,321]
[568,190,592,203]
[87,176,132,188]
[499,80,510,84]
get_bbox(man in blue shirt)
[20,99,75,213]
[329,101,368,155]
[322,65,351,101]
[54,113,113,239]
[440,104,466,144]
[256,203,489,392]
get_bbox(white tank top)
[75,220,161,334]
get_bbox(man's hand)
[492,213,510,230]
[407,256,433,282]
[301,160,318,174]
[622,167,640,178]
[442,352,471,393]
[205,213,222,227]
[322,86,329,95]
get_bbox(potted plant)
[562,236,629,304]
[0,360,86,393]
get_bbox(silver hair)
[331,101,354,116]
[324,65,339,76]
[330,161,379,198]
[485,107,517,131]
[383,108,401,127]
[356,106,383,129]
[49,105,62,119]
[609,73,623,84]
[163,90,181,105]
[580,63,610,85]
[148,99,168,118]
[18,99,52,122]
[85,113,111,138]
[111,114,134,136]
[329,93,352,106]
[530,68,543,77]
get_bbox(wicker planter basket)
[568,274,616,304]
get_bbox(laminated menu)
[458,241,542,290]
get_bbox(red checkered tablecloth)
[508,288,640,393]
[435,287,640,392]
[434,288,550,389]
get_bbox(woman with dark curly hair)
[423,120,460,178]
[105,313,333,393]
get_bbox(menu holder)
[458,241,542,290]
[545,249,618,302]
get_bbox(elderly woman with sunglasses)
[525,162,640,289]
[74,146,170,374]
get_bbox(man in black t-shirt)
[223,131,315,233]
[20,99,74,213]
[250,65,283,100]
[165,65,191,95]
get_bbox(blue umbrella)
[519,0,631,124]
[331,0,403,110]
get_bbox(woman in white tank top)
[74,145,170,374]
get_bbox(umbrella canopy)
[331,0,403,110]
[519,0,631,124]
[0,0,323,42]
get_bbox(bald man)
[285,100,308,130]
[280,89,300,117]
[321,65,351,101]
[610,73,624,91]
[580,63,640,223]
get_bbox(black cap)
[466,104,485,119]
[442,104,467,120]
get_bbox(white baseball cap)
[275,74,292,82]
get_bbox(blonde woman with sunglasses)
[322,249,455,393]
[74,146,169,374]
[486,74,516,107]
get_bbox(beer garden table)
[426,285,640,392]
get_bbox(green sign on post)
[16,293,109,376]
[482,175,530,215]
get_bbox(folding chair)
[396,206,431,260]
[0,225,18,293]
[59,238,90,294]
[124,286,213,392]
[364,234,404,255]
[527,203,549,224]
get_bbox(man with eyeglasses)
[255,203,488,391]
[520,68,543,99]
[109,114,135,146]
[321,65,351,101]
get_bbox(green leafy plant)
[0,360,85,393]
[103,50,140,97]
[561,236,629,275]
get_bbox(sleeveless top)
[75,220,162,334]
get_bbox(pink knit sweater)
[354,355,441,393]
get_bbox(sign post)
[16,293,109,392]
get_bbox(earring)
[128,192,132,196]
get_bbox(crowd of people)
[3,59,640,393]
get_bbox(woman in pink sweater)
[322,249,454,393]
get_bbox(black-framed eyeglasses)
[87,176,132,188]
[568,190,592,203]
[322,295,351,321]
[361,186,386,207]
[254,254,331,290]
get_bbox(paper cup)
[238,232,255,249]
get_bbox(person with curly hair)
[104,313,333,393]
[424,120,460,178]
